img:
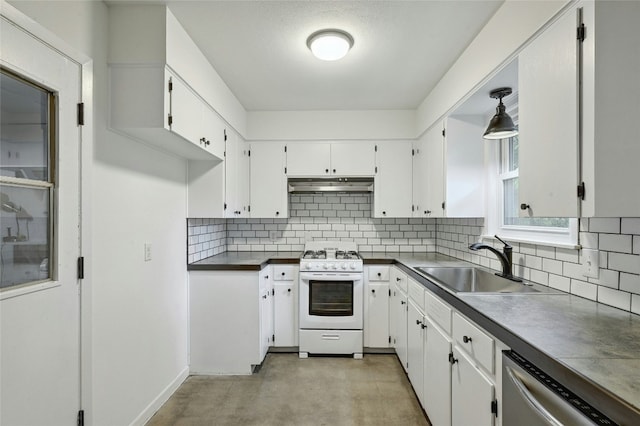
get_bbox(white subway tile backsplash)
[620,273,640,294]
[587,268,619,289]
[589,218,620,233]
[543,258,563,275]
[549,274,571,292]
[608,252,640,274]
[571,279,598,301]
[599,234,632,254]
[556,248,580,263]
[598,287,631,311]
[621,218,640,235]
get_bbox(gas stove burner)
[302,250,326,259]
[336,250,360,260]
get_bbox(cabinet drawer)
[408,277,425,310]
[273,266,296,281]
[368,266,390,282]
[453,313,494,374]
[425,291,452,335]
[390,268,408,293]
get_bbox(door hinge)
[77,102,85,126]
[577,23,586,42]
[224,150,226,157]
[442,129,446,137]
[224,129,227,141]
[412,205,415,212]
[284,145,287,153]
[389,288,391,296]
[224,203,227,210]
[77,410,85,426]
[284,167,287,174]
[577,182,586,200]
[168,77,173,92]
[388,336,391,344]
[272,334,275,342]
[248,150,251,157]
[77,257,85,280]
[248,205,251,212]
[375,166,378,173]
[412,148,415,156]
[168,114,173,127]
[491,400,498,417]
[375,145,378,152]
[441,201,446,210]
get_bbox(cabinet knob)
[264,275,269,279]
[371,289,376,294]
[463,335,473,344]
[325,169,329,173]
[199,137,205,145]
[281,272,286,276]
[262,295,267,299]
[396,277,401,281]
[205,139,210,146]
[275,211,280,216]
[401,300,406,305]
[520,203,530,210]
[425,210,430,215]
[421,323,427,329]
[333,169,336,173]
[382,211,387,215]
[287,288,291,293]
[416,319,422,325]
[377,272,381,277]
[449,353,458,365]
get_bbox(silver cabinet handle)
[505,367,564,426]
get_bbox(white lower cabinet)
[390,268,409,372]
[189,269,269,374]
[365,266,391,348]
[259,267,274,361]
[273,265,299,347]
[451,346,495,426]
[407,299,425,404]
[423,316,452,426]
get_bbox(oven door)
[299,272,363,330]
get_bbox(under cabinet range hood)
[288,177,374,193]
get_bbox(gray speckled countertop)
[188,251,640,423]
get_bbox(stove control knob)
[349,263,357,270]
[341,263,347,270]
[323,263,329,269]
[305,263,312,270]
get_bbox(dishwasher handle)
[505,366,564,426]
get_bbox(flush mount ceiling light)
[307,29,354,61]
[483,87,518,140]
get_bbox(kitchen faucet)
[469,235,522,282]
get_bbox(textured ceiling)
[134,1,505,111]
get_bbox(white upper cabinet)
[108,5,224,161]
[444,116,485,217]
[414,124,445,218]
[250,142,288,218]
[518,6,579,218]
[285,142,376,177]
[374,141,413,218]
[580,1,640,217]
[225,129,250,218]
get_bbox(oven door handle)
[505,366,564,426]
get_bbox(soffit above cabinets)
[113,0,504,112]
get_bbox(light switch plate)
[581,248,599,278]
[144,243,152,262]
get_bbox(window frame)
[0,68,56,290]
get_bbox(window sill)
[0,280,61,301]
[480,234,581,250]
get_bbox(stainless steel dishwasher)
[502,351,617,425]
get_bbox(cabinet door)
[365,283,390,348]
[250,142,288,218]
[201,108,225,159]
[259,269,274,362]
[444,116,485,217]
[451,347,495,426]
[374,141,413,218]
[425,123,445,218]
[274,282,298,347]
[224,130,239,218]
[412,138,429,217]
[395,287,408,372]
[169,74,203,147]
[238,136,251,217]
[518,9,579,217]
[331,142,376,176]
[423,317,452,426]
[407,300,425,404]
[286,142,331,176]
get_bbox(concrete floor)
[147,353,430,426]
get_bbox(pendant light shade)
[483,87,518,140]
[307,29,354,61]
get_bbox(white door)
[395,290,408,372]
[274,282,297,346]
[407,301,425,404]
[425,123,445,217]
[330,142,376,176]
[451,347,495,426]
[285,142,331,176]
[423,317,452,426]
[364,282,389,348]
[1,13,83,426]
[374,141,413,217]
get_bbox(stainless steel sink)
[415,267,560,294]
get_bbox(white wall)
[247,109,416,140]
[8,1,189,425]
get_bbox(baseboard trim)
[129,366,189,426]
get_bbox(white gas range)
[298,241,364,359]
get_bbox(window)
[0,69,55,289]
[488,105,577,246]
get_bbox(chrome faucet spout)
[468,236,522,282]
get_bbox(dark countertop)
[188,250,640,423]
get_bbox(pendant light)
[483,87,518,140]
[307,29,354,61]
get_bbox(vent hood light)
[307,29,354,61]
[483,87,518,140]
